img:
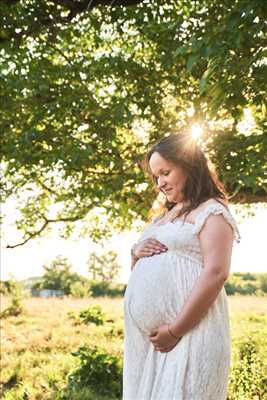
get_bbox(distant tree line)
[0,268,267,297]
[224,272,267,296]
[0,252,126,298]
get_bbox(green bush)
[89,281,126,297]
[259,273,267,293]
[52,387,118,400]
[70,282,91,298]
[79,305,106,325]
[0,279,24,318]
[89,281,109,297]
[228,338,267,400]
[224,273,266,296]
[105,324,124,339]
[68,346,122,397]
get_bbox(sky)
[1,200,266,283]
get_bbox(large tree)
[87,248,121,282]
[33,255,85,294]
[1,0,266,247]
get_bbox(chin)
[167,194,180,203]
[166,195,175,202]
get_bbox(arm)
[169,214,234,338]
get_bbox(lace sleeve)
[193,203,241,243]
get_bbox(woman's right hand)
[132,238,168,260]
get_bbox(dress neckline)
[152,199,229,228]
[152,218,195,228]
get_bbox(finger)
[160,348,169,353]
[147,239,168,250]
[153,244,168,252]
[157,346,168,352]
[158,344,172,352]
[144,245,162,253]
[146,242,164,249]
[141,250,155,257]
[142,242,167,253]
[151,246,167,253]
[145,245,167,255]
[140,248,155,255]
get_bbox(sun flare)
[191,124,203,139]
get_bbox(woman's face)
[149,151,188,203]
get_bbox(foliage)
[224,273,267,296]
[89,280,126,297]
[21,276,43,290]
[228,338,267,400]
[259,273,267,293]
[105,324,124,340]
[78,305,106,325]
[33,255,87,295]
[0,278,24,318]
[1,0,266,247]
[0,280,9,295]
[87,248,121,283]
[70,281,91,298]
[53,386,118,400]
[1,296,266,399]
[68,346,122,397]
[67,305,107,326]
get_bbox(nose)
[157,176,167,190]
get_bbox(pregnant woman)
[123,133,240,399]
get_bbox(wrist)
[168,322,182,340]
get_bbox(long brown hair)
[146,133,228,220]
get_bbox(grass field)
[1,295,267,399]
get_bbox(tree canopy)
[1,0,266,247]
[88,248,121,282]
[33,255,85,294]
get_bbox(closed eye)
[153,170,170,182]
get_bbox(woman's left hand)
[149,324,181,353]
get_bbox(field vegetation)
[1,295,266,400]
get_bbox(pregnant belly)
[124,253,181,334]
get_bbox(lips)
[164,188,172,194]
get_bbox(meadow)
[1,295,267,400]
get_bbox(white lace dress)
[123,202,241,400]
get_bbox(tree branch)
[6,213,89,249]
[37,179,58,195]
[6,220,50,249]
[0,0,145,43]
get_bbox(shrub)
[89,280,126,297]
[105,324,124,339]
[70,282,91,298]
[53,386,118,400]
[68,346,122,397]
[228,337,267,400]
[79,305,106,325]
[259,273,267,293]
[224,274,261,296]
[0,279,24,318]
